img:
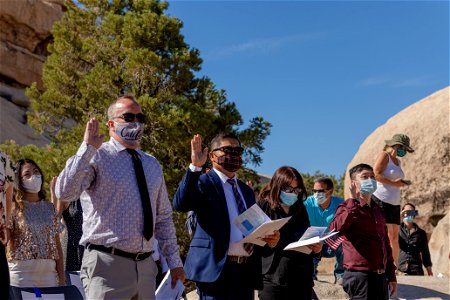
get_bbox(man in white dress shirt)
[56,95,185,299]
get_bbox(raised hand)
[83,118,104,149]
[191,134,208,167]
[350,181,359,199]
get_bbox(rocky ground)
[186,258,450,299]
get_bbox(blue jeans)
[313,244,344,280]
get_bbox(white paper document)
[155,270,185,300]
[233,204,291,246]
[69,272,86,299]
[284,226,339,254]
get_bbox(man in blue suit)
[173,133,279,300]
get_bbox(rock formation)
[429,211,449,276]
[344,86,450,275]
[0,0,64,145]
[344,87,449,232]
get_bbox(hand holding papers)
[284,226,339,254]
[155,270,185,300]
[233,204,290,246]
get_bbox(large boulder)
[0,0,64,146]
[0,0,65,87]
[344,87,450,237]
[429,211,449,276]
[0,96,49,146]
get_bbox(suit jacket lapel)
[207,171,230,219]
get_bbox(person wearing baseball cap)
[372,133,414,267]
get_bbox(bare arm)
[55,234,66,286]
[51,177,69,217]
[4,184,13,243]
[374,152,405,187]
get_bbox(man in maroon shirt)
[329,164,397,300]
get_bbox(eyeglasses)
[282,186,303,194]
[312,189,327,193]
[113,112,147,123]
[212,146,244,156]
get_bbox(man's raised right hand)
[84,118,104,149]
[191,134,208,167]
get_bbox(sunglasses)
[212,146,244,156]
[113,112,147,123]
[312,189,327,193]
[403,210,418,217]
[282,186,303,194]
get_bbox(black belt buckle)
[228,255,248,264]
[236,256,246,264]
[135,252,145,261]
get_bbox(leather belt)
[227,255,249,264]
[86,243,154,261]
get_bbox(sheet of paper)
[298,226,328,241]
[233,204,271,236]
[21,291,65,300]
[69,272,85,299]
[155,270,185,300]
[284,228,339,252]
[239,216,291,246]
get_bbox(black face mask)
[216,154,243,173]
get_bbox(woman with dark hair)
[7,159,65,287]
[398,203,433,276]
[257,166,322,300]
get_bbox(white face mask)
[314,192,327,205]
[114,122,145,146]
[22,175,42,193]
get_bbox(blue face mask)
[403,216,414,223]
[280,191,299,206]
[359,179,377,196]
[397,148,407,157]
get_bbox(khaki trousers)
[81,248,158,300]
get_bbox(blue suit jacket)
[173,169,262,287]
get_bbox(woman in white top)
[7,159,65,287]
[372,134,414,266]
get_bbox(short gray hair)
[107,95,138,120]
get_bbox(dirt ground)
[186,258,450,300]
[314,273,450,300]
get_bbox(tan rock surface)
[0,96,49,146]
[0,0,65,86]
[344,87,450,236]
[429,212,450,276]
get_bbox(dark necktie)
[126,148,153,240]
[227,179,254,255]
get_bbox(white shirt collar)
[110,137,141,154]
[212,167,236,184]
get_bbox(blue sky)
[167,1,449,177]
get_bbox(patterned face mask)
[216,154,242,173]
[114,122,144,146]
